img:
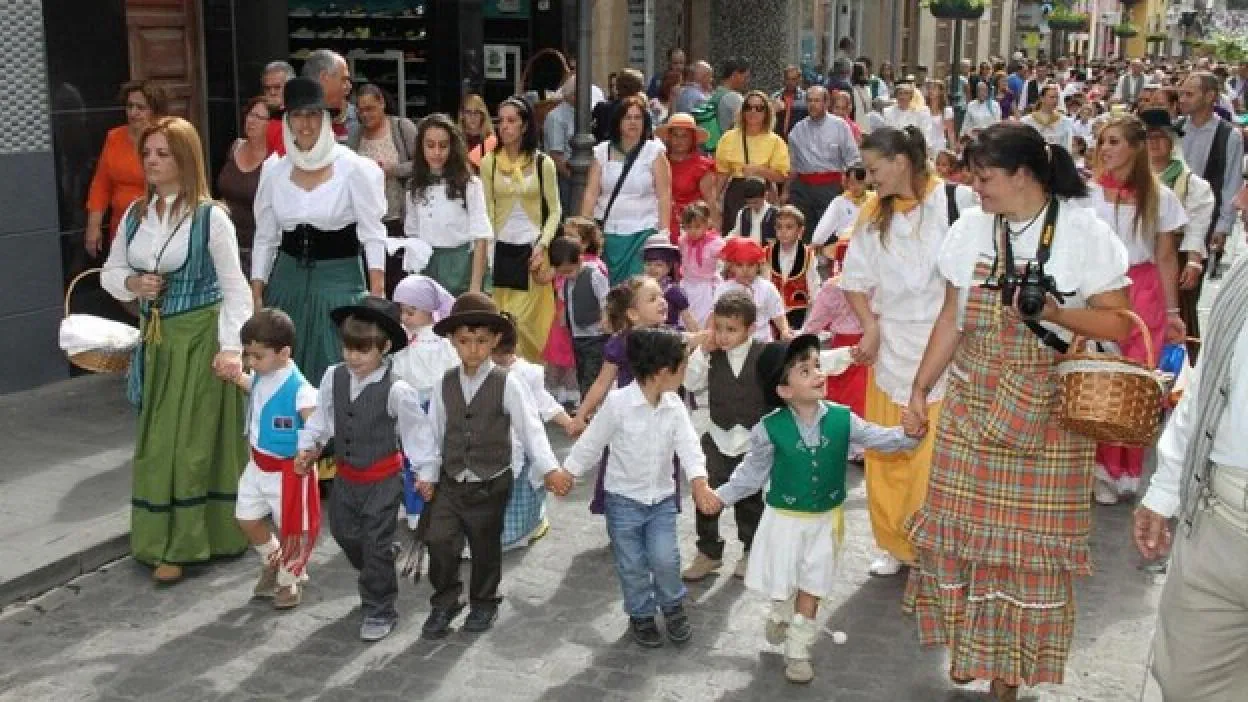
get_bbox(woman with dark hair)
[251,77,387,384]
[216,96,270,276]
[1022,83,1074,152]
[714,89,791,235]
[480,96,560,361]
[840,125,966,579]
[403,113,492,297]
[649,69,682,126]
[85,79,170,257]
[1077,114,1187,505]
[902,123,1132,700]
[580,94,672,284]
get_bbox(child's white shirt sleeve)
[389,378,438,470]
[564,391,618,477]
[503,372,560,485]
[715,422,774,506]
[297,367,338,452]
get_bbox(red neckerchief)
[1096,172,1136,203]
[686,231,721,267]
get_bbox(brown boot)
[273,582,301,610]
[152,563,183,583]
[681,553,722,582]
[991,679,1019,702]
[253,564,279,598]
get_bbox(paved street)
[0,426,1160,702]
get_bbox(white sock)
[769,597,795,624]
[254,535,280,566]
[276,567,299,588]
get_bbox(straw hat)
[655,112,709,144]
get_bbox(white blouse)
[881,107,931,143]
[938,200,1130,337]
[251,146,387,282]
[811,194,862,246]
[389,324,460,407]
[927,106,954,153]
[102,198,253,352]
[506,357,565,473]
[1021,113,1075,153]
[593,139,665,234]
[960,100,1001,137]
[839,185,954,404]
[404,176,493,249]
[1074,184,1189,265]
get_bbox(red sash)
[250,448,321,577]
[797,171,844,186]
[337,452,404,484]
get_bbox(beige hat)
[654,112,709,144]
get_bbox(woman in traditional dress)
[480,96,561,362]
[101,116,252,583]
[961,80,1002,139]
[714,90,790,235]
[657,113,718,242]
[924,81,956,155]
[839,126,957,577]
[902,123,1132,700]
[1077,113,1188,504]
[251,77,387,385]
[403,113,492,297]
[1021,83,1074,152]
[580,94,672,284]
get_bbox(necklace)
[1004,202,1047,239]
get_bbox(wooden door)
[125,0,204,131]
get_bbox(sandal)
[152,563,183,584]
[991,679,1019,702]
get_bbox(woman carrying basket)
[900,124,1133,701]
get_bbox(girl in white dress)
[1021,83,1075,153]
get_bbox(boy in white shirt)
[551,327,718,648]
[232,308,319,610]
[729,177,778,243]
[715,237,793,342]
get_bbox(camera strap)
[991,198,1070,354]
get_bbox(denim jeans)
[603,491,686,618]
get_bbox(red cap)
[720,236,766,265]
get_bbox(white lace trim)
[924,574,1068,609]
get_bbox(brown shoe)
[253,564,279,598]
[991,679,1019,702]
[152,563,183,584]
[681,553,722,582]
[274,583,301,610]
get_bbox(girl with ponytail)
[838,125,967,579]
[902,122,1133,699]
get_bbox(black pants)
[787,179,842,240]
[572,334,609,398]
[421,470,514,609]
[721,177,750,235]
[1178,279,1202,363]
[695,434,764,560]
[328,472,403,620]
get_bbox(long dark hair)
[963,122,1088,199]
[409,113,472,205]
[859,126,930,245]
[608,94,654,145]
[494,96,540,156]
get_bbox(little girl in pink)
[677,202,724,328]
[801,277,866,420]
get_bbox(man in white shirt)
[1135,254,1248,702]
[1113,60,1148,106]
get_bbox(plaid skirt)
[902,274,1096,687]
[502,459,545,549]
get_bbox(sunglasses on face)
[743,104,767,112]
[849,168,866,180]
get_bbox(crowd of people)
[80,38,1248,700]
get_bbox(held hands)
[529,244,547,271]
[565,416,587,437]
[1164,312,1187,345]
[850,326,880,365]
[1132,506,1173,561]
[293,447,320,476]
[1178,261,1203,290]
[414,480,436,501]
[692,478,722,515]
[901,391,930,439]
[544,468,575,497]
[212,351,244,382]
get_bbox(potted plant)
[926,0,986,21]
[1048,7,1091,32]
[1114,22,1140,39]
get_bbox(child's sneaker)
[629,616,664,648]
[681,553,721,582]
[253,564,279,598]
[274,582,301,609]
[663,605,692,644]
[360,614,397,642]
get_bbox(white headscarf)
[283,111,339,171]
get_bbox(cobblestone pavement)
[0,430,1161,702]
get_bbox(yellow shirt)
[480,149,562,248]
[714,128,791,179]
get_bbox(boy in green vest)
[697,334,921,684]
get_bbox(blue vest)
[254,368,309,459]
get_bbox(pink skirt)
[543,299,576,368]
[684,277,720,328]
[1096,262,1165,493]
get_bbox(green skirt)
[131,304,248,566]
[604,228,656,286]
[426,243,475,298]
[265,252,367,383]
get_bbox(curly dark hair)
[627,327,688,382]
[409,112,472,206]
[608,94,653,146]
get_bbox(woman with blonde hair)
[1078,113,1188,505]
[101,116,253,583]
[459,93,497,172]
[714,89,791,234]
[924,80,956,154]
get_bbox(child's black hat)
[756,334,822,409]
[330,296,409,353]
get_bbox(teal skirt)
[426,243,476,298]
[604,228,656,286]
[265,252,367,383]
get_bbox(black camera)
[999,260,1062,320]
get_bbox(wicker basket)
[1056,311,1163,447]
[63,268,134,374]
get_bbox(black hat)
[282,76,330,115]
[330,296,409,353]
[1139,108,1184,136]
[756,334,823,409]
[432,292,515,338]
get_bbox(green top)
[762,403,851,513]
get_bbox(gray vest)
[707,341,768,431]
[332,364,400,468]
[441,366,512,480]
[567,267,603,329]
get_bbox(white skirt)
[745,505,842,600]
[684,278,719,328]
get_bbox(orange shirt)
[86,126,146,240]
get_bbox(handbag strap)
[989,197,1070,354]
[601,142,643,228]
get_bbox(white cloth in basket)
[59,314,140,356]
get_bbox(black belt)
[280,223,360,267]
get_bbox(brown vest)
[707,341,768,430]
[441,366,512,480]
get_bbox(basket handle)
[1068,308,1155,367]
[64,267,104,319]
